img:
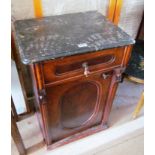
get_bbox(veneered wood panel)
[61,82,98,128]
[45,71,112,143]
[42,47,125,84]
[30,45,133,149]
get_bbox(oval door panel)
[60,82,99,129]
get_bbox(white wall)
[42,0,109,16]
[11,0,35,20]
[11,60,26,114]
[119,0,144,38]
[12,0,109,21]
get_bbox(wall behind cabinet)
[119,0,144,38]
[41,0,109,16]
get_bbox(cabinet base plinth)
[47,123,108,150]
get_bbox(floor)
[94,133,144,155]
[11,79,144,155]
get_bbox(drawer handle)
[102,73,110,79]
[82,62,90,77]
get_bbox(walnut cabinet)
[30,45,132,149]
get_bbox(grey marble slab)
[14,11,135,64]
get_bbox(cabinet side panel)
[34,63,52,145]
[102,45,133,125]
[30,65,46,140]
[122,45,133,67]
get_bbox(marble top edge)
[14,11,135,65]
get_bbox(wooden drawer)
[42,47,126,84]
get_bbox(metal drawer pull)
[39,95,43,100]
[102,73,110,79]
[82,62,90,77]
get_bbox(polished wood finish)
[11,113,26,155]
[42,47,125,85]
[30,45,133,149]
[45,71,112,143]
[30,64,51,145]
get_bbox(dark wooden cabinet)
[30,46,132,149]
[45,70,112,142]
[14,11,134,150]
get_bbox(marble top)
[14,11,135,64]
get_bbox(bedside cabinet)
[14,11,134,149]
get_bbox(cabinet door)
[45,71,112,143]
